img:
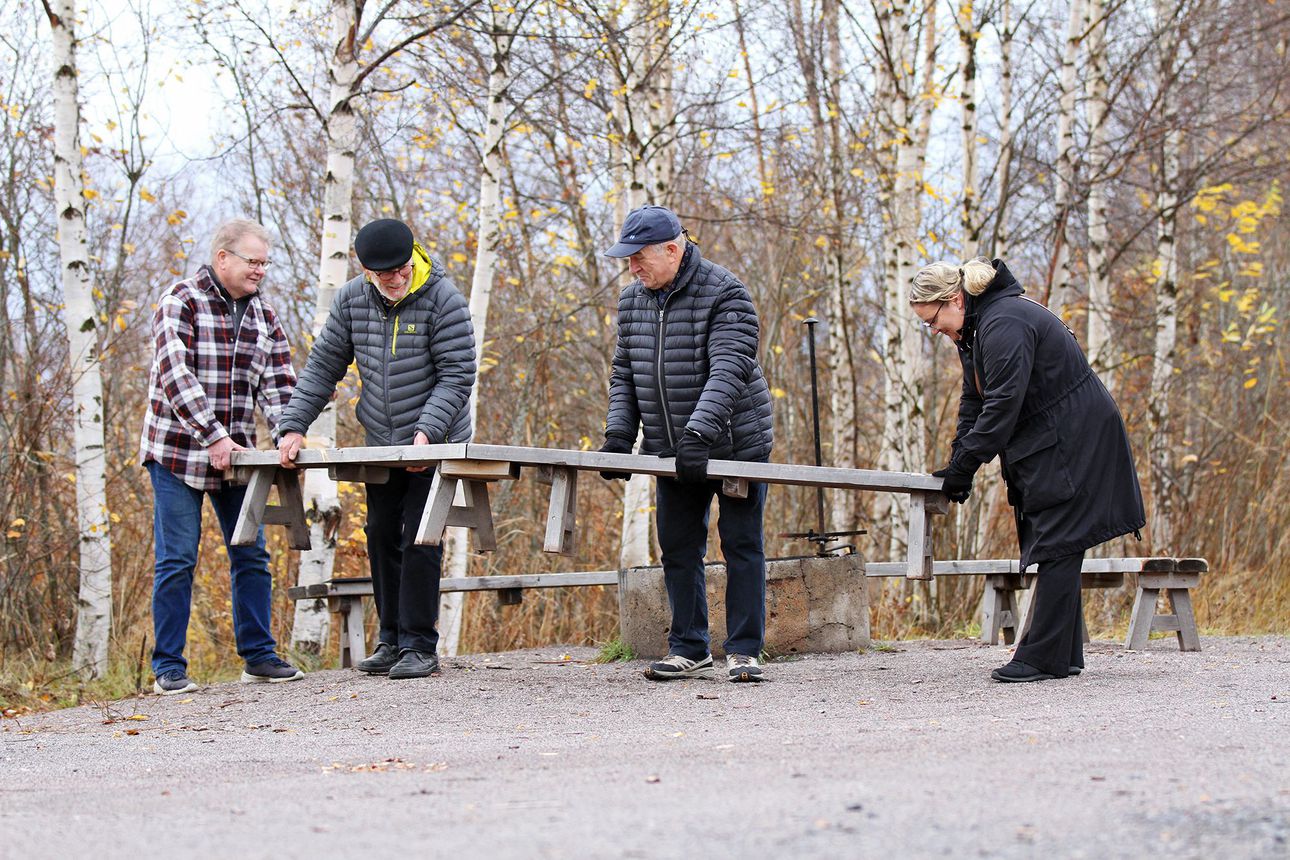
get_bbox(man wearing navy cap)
[600,205,775,682]
[277,219,476,680]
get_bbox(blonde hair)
[909,257,995,303]
[209,219,271,263]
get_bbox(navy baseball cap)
[603,205,683,257]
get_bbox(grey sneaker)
[644,653,714,681]
[727,653,765,682]
[153,670,197,696]
[241,656,305,684]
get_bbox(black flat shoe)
[388,649,440,680]
[356,642,400,675]
[1069,666,1083,676]
[991,661,1057,683]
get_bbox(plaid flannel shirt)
[139,265,296,491]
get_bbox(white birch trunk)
[439,11,514,657]
[1084,0,1113,385]
[1148,0,1180,553]
[958,1,982,254]
[993,0,1014,258]
[48,0,114,679]
[1049,0,1084,317]
[823,0,858,533]
[291,0,360,652]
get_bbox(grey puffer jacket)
[279,247,476,446]
[953,259,1144,566]
[605,244,773,461]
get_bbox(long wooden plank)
[232,444,467,469]
[461,444,946,493]
[865,557,1180,578]
[439,571,618,592]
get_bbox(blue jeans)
[655,474,768,660]
[147,461,277,675]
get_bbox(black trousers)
[365,469,442,654]
[655,475,768,660]
[1013,550,1085,677]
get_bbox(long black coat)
[952,260,1145,566]
[605,244,773,460]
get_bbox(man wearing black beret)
[600,205,775,682]
[277,219,477,680]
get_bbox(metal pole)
[803,318,826,545]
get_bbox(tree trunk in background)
[1084,0,1113,386]
[440,8,514,656]
[46,0,114,679]
[1048,0,1084,317]
[958,1,982,255]
[991,0,1015,259]
[291,0,360,653]
[1149,0,1180,553]
[877,0,934,581]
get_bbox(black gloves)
[674,431,711,484]
[598,434,634,480]
[932,456,979,504]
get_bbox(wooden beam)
[543,466,578,555]
[231,468,276,546]
[327,464,391,484]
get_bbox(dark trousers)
[365,469,442,654]
[1014,550,1085,677]
[655,475,768,660]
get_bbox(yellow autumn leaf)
[1243,378,1258,389]
[139,188,157,203]
[451,252,467,263]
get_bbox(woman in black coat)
[910,258,1145,682]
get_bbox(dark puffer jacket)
[279,249,476,446]
[953,259,1145,566]
[605,244,773,460]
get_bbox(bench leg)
[271,469,312,550]
[904,493,933,581]
[336,596,367,668]
[543,466,577,554]
[231,467,276,546]
[414,472,458,546]
[1125,586,1160,650]
[1167,588,1201,652]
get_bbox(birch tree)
[440,4,521,657]
[990,0,1015,257]
[43,0,114,678]
[1147,0,1181,553]
[957,0,984,254]
[1083,0,1113,383]
[1047,0,1084,316]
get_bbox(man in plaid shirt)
[139,219,304,695]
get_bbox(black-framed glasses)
[223,248,271,270]
[920,301,947,331]
[369,261,413,281]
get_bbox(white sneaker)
[727,653,764,682]
[644,653,715,681]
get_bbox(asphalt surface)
[3,636,1288,859]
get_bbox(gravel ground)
[2,636,1288,859]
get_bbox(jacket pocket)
[1003,420,1076,513]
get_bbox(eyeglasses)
[223,249,271,270]
[369,262,413,281]
[920,301,947,331]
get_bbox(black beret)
[354,219,414,271]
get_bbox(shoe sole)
[990,671,1057,683]
[153,681,197,696]
[240,670,305,684]
[388,669,439,680]
[357,666,394,675]
[644,666,715,681]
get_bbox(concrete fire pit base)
[617,554,870,659]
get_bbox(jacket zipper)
[656,293,677,450]
[374,285,396,436]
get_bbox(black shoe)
[1069,666,1083,676]
[388,649,440,680]
[241,656,305,684]
[357,642,400,675]
[990,661,1057,683]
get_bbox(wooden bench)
[288,571,618,667]
[866,556,1205,651]
[230,444,949,580]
